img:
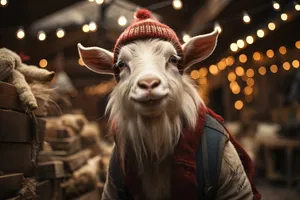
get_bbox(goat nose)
[138,77,161,90]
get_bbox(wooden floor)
[256,180,300,200]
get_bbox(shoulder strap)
[196,114,228,200]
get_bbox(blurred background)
[0,0,300,199]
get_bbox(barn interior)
[0,0,300,199]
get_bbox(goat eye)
[168,55,180,65]
[116,60,127,70]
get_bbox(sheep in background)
[0,48,54,110]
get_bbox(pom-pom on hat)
[113,9,183,63]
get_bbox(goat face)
[78,29,219,118]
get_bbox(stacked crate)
[0,81,48,199]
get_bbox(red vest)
[114,106,261,200]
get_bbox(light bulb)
[96,0,104,4]
[39,59,48,68]
[182,34,191,43]
[230,43,238,52]
[0,0,8,7]
[89,21,97,32]
[246,36,254,44]
[38,31,46,41]
[257,29,265,38]
[273,2,280,10]
[16,28,25,39]
[56,28,65,38]
[172,0,183,10]
[82,24,90,33]
[243,12,251,23]
[268,22,276,31]
[118,16,127,26]
[281,13,288,21]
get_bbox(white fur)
[106,40,203,200]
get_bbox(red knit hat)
[113,9,183,63]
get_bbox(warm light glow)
[39,59,47,68]
[283,62,291,71]
[56,28,65,38]
[246,78,255,86]
[257,29,265,38]
[235,66,245,76]
[199,77,207,85]
[217,60,226,70]
[234,100,244,110]
[226,56,235,66]
[89,21,97,32]
[0,0,8,6]
[266,49,274,58]
[230,43,238,52]
[237,39,245,48]
[258,66,267,75]
[295,4,300,11]
[214,23,222,33]
[268,22,276,31]
[246,36,254,44]
[172,0,183,10]
[183,34,191,43]
[239,54,247,63]
[199,67,208,77]
[88,0,94,2]
[82,24,89,32]
[228,72,236,82]
[16,29,25,39]
[78,58,84,66]
[246,68,255,77]
[281,13,288,21]
[273,2,280,10]
[292,60,299,68]
[253,52,262,61]
[244,86,253,96]
[243,12,251,23]
[209,65,219,75]
[191,70,200,79]
[295,41,300,49]
[118,15,127,26]
[230,81,238,90]
[279,46,287,55]
[270,65,278,73]
[232,84,241,94]
[96,0,104,4]
[38,31,46,41]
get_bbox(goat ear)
[77,43,114,75]
[182,29,219,69]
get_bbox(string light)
[283,62,291,70]
[39,59,48,68]
[230,43,238,52]
[270,64,278,73]
[246,78,255,86]
[16,28,25,39]
[292,60,299,68]
[237,39,245,48]
[295,41,300,49]
[246,36,254,44]
[246,68,255,77]
[295,3,300,11]
[228,72,237,82]
[96,0,104,4]
[118,15,127,26]
[38,31,46,41]
[279,46,287,55]
[258,66,267,75]
[253,52,262,61]
[232,84,241,94]
[243,12,251,23]
[273,1,280,10]
[281,13,288,21]
[172,0,183,10]
[82,24,90,32]
[226,56,235,66]
[89,21,97,32]
[257,29,265,38]
[268,22,276,31]
[190,70,200,79]
[56,28,65,38]
[266,49,274,58]
[234,100,244,110]
[209,65,219,75]
[217,60,226,70]
[230,81,238,90]
[0,0,8,7]
[239,54,247,63]
[235,66,245,76]
[199,67,208,77]
[244,86,253,96]
[182,33,191,43]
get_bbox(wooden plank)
[0,109,45,147]
[36,180,53,200]
[0,173,24,199]
[0,143,34,176]
[36,161,67,180]
[0,81,23,112]
[45,135,81,154]
[52,149,91,172]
